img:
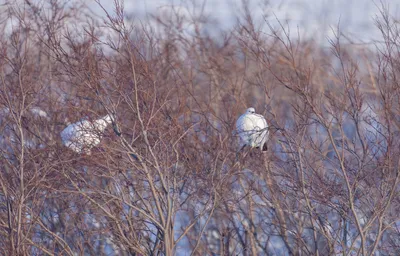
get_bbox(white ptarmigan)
[61,114,113,154]
[236,107,269,151]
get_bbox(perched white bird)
[0,106,49,120]
[61,114,113,154]
[29,107,49,120]
[236,107,269,151]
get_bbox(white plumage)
[30,107,49,119]
[61,114,113,154]
[1,106,49,119]
[236,107,269,151]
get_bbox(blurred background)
[91,0,400,46]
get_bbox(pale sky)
[91,0,400,46]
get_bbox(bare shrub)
[0,0,399,255]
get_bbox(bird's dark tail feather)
[130,153,139,161]
[262,144,268,151]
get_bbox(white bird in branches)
[29,107,49,120]
[0,106,49,120]
[236,107,269,152]
[61,114,114,154]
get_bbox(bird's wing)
[93,119,108,132]
[236,114,251,135]
[30,107,49,119]
[235,114,245,131]
[237,114,265,131]
[61,123,76,140]
[235,114,248,142]
[61,120,91,140]
[251,114,268,131]
[72,120,95,134]
[236,113,268,133]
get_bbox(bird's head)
[246,107,256,114]
[102,114,115,124]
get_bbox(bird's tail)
[262,143,268,151]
